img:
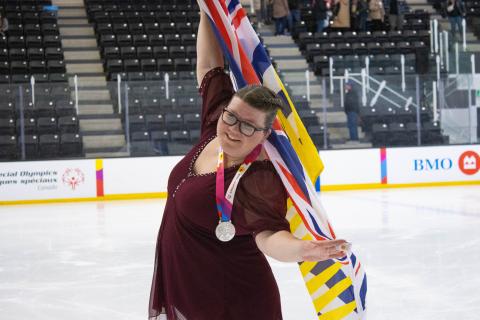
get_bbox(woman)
[368,0,385,31]
[271,0,290,35]
[148,7,348,320]
[331,0,351,30]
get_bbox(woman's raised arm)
[196,9,224,87]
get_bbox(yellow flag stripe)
[300,261,317,277]
[289,213,303,232]
[301,233,314,241]
[306,263,342,294]
[313,277,353,311]
[318,301,357,320]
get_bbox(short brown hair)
[233,85,284,128]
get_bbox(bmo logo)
[414,158,453,171]
[458,151,479,175]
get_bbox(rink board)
[0,144,478,204]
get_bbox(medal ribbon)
[215,144,262,222]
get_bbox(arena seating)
[85,0,200,81]
[0,1,83,160]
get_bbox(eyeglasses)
[221,108,269,137]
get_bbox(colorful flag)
[197,0,367,318]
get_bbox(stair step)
[316,111,346,124]
[331,141,373,149]
[60,27,95,37]
[77,89,111,101]
[62,39,98,48]
[276,59,309,70]
[58,18,89,25]
[287,84,323,95]
[262,35,295,45]
[281,71,317,82]
[80,118,122,131]
[69,76,107,87]
[52,0,84,5]
[66,63,104,74]
[268,47,301,56]
[309,98,334,108]
[325,126,365,140]
[83,134,126,149]
[78,104,114,115]
[58,8,87,18]
[64,51,101,61]
[85,151,130,158]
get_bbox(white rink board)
[103,156,181,195]
[0,145,478,203]
[319,148,380,185]
[387,145,480,184]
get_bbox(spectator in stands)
[385,0,407,31]
[352,0,369,31]
[287,0,301,34]
[0,12,8,37]
[344,82,360,141]
[444,0,466,41]
[331,0,351,30]
[368,0,385,31]
[271,0,290,35]
[148,7,348,320]
[313,0,329,32]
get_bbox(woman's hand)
[300,239,349,261]
[255,230,350,262]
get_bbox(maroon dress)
[148,68,290,320]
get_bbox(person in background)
[0,12,8,37]
[271,0,290,35]
[287,0,301,34]
[385,0,407,31]
[344,82,360,141]
[313,0,329,32]
[368,0,385,31]
[331,0,351,30]
[445,0,466,41]
[352,0,369,31]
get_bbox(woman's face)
[216,96,271,161]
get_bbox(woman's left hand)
[300,239,349,261]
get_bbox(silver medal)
[215,221,236,242]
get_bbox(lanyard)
[215,144,262,223]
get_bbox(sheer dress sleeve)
[198,67,235,137]
[234,162,290,237]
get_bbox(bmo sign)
[388,145,480,184]
[414,158,453,172]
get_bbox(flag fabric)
[197,0,367,318]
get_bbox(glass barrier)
[1,53,478,163]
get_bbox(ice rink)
[0,185,479,320]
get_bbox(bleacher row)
[0,0,67,84]
[0,1,81,160]
[85,0,200,80]
[0,84,82,160]
[293,6,431,35]
[299,30,431,76]
[286,5,448,147]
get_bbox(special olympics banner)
[0,160,97,202]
